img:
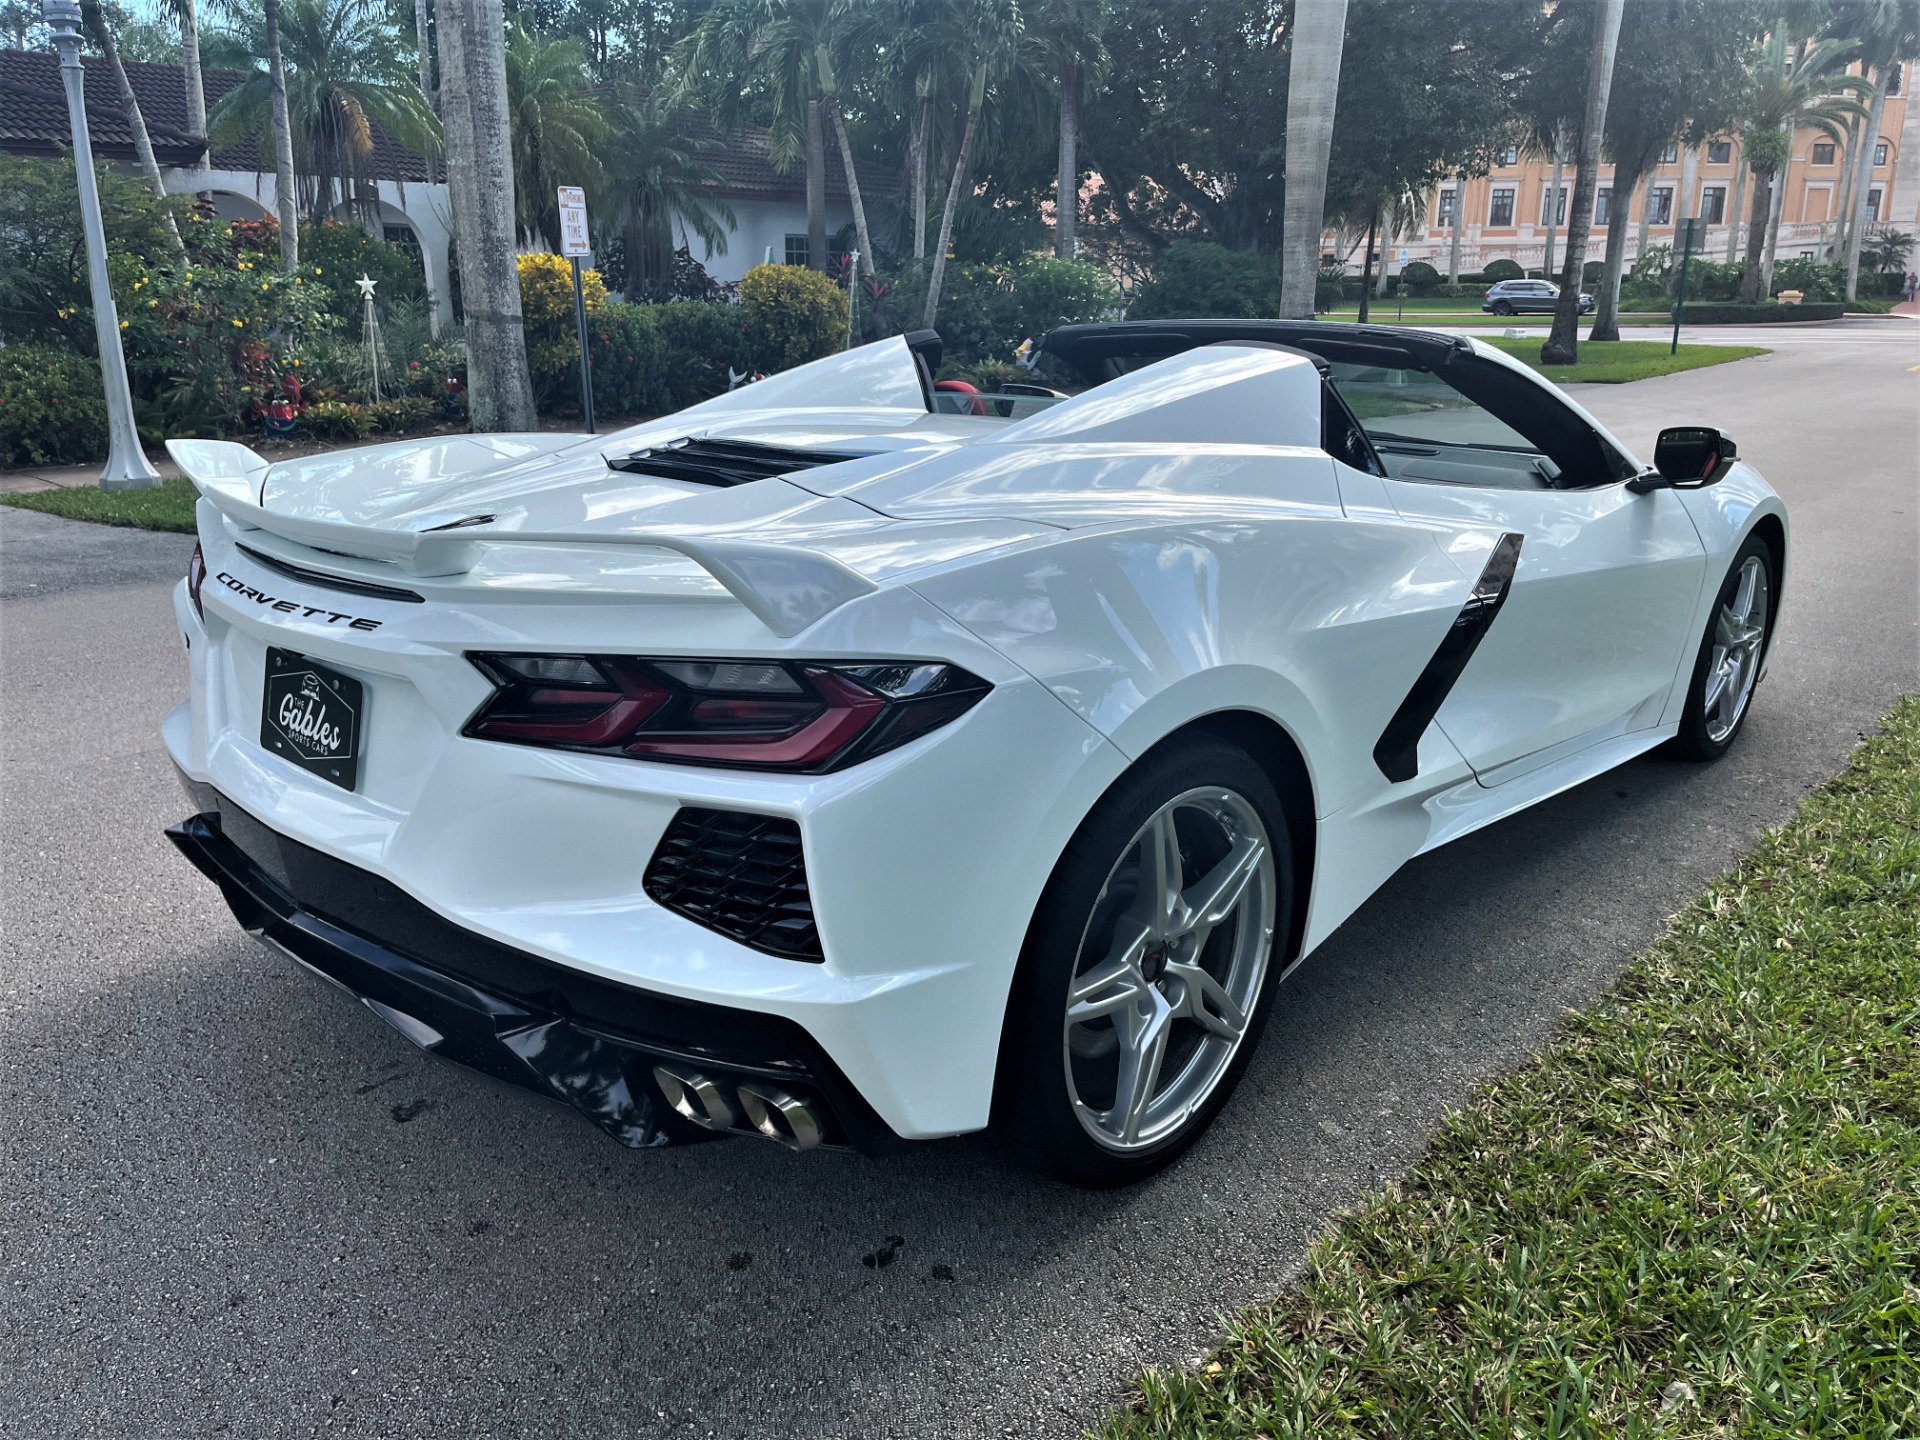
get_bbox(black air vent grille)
[608,437,862,488]
[236,544,426,604]
[644,808,821,961]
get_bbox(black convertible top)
[1030,318,1631,491]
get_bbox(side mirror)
[1652,426,1736,486]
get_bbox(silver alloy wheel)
[1704,555,1770,743]
[1062,787,1277,1152]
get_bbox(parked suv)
[1483,279,1594,316]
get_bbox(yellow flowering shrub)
[518,252,606,339]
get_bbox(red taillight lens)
[463,655,990,772]
[187,541,207,620]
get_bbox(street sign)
[557,186,591,257]
[1397,247,1410,265]
[557,184,594,430]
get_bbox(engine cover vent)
[608,437,862,488]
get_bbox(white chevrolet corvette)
[164,320,1785,1186]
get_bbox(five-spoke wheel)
[1063,788,1275,1152]
[1673,533,1776,760]
[994,736,1292,1187]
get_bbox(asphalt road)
[3,319,1916,1439]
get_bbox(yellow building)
[1390,65,1915,278]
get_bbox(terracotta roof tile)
[0,47,430,180]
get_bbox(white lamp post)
[43,0,162,488]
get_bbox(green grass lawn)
[1098,695,1920,1440]
[1481,336,1769,383]
[0,476,199,532]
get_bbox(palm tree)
[1277,0,1350,320]
[435,0,537,431]
[1541,0,1625,365]
[1586,0,1762,343]
[506,26,608,250]
[1840,2,1920,297]
[78,0,185,255]
[1027,0,1107,260]
[209,0,438,226]
[263,0,298,269]
[921,0,1031,329]
[603,86,736,298]
[163,0,208,140]
[1733,33,1870,300]
[677,0,882,277]
[812,41,876,280]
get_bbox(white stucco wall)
[161,164,849,319]
[683,196,856,283]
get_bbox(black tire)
[991,735,1294,1188]
[1670,532,1776,761]
[1492,300,1516,316]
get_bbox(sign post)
[557,185,595,432]
[1670,217,1698,357]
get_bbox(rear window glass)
[1328,362,1541,453]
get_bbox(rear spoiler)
[168,439,877,638]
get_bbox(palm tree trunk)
[1447,172,1464,283]
[825,102,875,282]
[1843,65,1892,300]
[436,0,537,431]
[1723,151,1746,262]
[1830,115,1863,261]
[1056,59,1079,259]
[263,0,299,270]
[813,48,873,283]
[1541,0,1624,365]
[1760,142,1786,295]
[910,90,933,263]
[805,98,827,271]
[79,0,184,256]
[922,67,985,331]
[1738,166,1772,301]
[1374,205,1394,295]
[178,0,206,142]
[414,0,434,107]
[1588,164,1642,342]
[1543,144,1564,276]
[1356,212,1376,323]
[1277,0,1349,319]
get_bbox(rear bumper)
[167,781,901,1154]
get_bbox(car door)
[1329,360,1707,783]
[1523,282,1554,313]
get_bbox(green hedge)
[0,345,109,466]
[1130,242,1279,320]
[1680,302,1845,324]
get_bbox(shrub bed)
[1680,302,1845,323]
[0,345,109,467]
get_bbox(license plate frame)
[261,647,364,791]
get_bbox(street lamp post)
[42,0,162,489]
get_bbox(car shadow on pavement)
[6,738,1766,1438]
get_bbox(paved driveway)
[3,320,1915,1439]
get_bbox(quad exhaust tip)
[653,1065,824,1151]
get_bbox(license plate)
[261,648,363,790]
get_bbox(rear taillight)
[187,541,207,620]
[463,655,990,772]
